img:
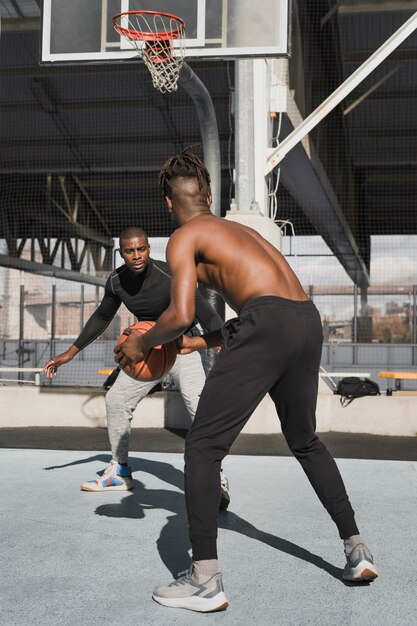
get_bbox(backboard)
[41,0,290,63]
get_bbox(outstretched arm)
[43,345,81,379]
[44,279,121,378]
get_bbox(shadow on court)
[3,448,415,625]
[44,453,353,585]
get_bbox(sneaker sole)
[152,592,229,613]
[80,483,134,492]
[342,560,379,582]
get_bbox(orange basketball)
[116,321,177,382]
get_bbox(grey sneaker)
[342,543,378,581]
[220,469,230,510]
[152,567,229,612]
[80,459,134,492]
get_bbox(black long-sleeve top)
[74,258,223,351]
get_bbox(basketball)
[116,321,177,382]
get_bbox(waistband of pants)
[239,295,315,315]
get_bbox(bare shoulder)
[175,215,225,238]
[169,215,246,254]
[168,224,195,243]
[166,223,198,258]
[237,222,266,240]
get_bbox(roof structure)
[1,1,416,286]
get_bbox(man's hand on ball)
[114,330,146,366]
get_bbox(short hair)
[119,227,148,247]
[158,147,211,198]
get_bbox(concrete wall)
[0,387,164,429]
[1,381,416,437]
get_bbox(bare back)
[169,214,308,313]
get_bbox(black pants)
[184,296,359,560]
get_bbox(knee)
[285,433,324,458]
[182,398,200,422]
[185,429,214,461]
[105,389,132,415]
[184,435,202,465]
[185,431,230,467]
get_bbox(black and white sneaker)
[342,543,379,581]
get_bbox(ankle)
[344,534,365,556]
[192,559,219,583]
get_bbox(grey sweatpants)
[105,352,207,464]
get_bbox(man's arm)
[73,284,121,351]
[44,279,121,378]
[114,229,197,365]
[176,329,222,354]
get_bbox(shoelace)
[169,567,198,588]
[102,461,118,478]
[171,572,194,587]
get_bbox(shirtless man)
[115,150,378,613]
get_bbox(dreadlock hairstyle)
[158,148,211,199]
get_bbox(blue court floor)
[1,449,416,625]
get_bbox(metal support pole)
[80,284,85,333]
[344,65,400,117]
[360,286,368,316]
[19,283,24,367]
[178,62,225,357]
[235,59,255,213]
[80,283,85,362]
[353,284,358,364]
[19,274,25,383]
[50,278,56,362]
[413,285,417,365]
[266,11,417,174]
[178,63,221,216]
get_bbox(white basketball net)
[114,12,186,94]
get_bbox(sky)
[282,234,417,288]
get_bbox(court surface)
[1,438,416,625]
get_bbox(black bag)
[335,377,380,407]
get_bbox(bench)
[0,367,43,385]
[101,368,372,379]
[378,371,417,396]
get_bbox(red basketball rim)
[112,10,185,42]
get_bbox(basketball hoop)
[112,10,186,94]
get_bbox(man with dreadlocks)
[115,149,378,613]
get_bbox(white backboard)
[41,0,291,63]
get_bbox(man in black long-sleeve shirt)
[43,227,229,505]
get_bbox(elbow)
[176,314,194,332]
[169,301,195,332]
[174,308,195,332]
